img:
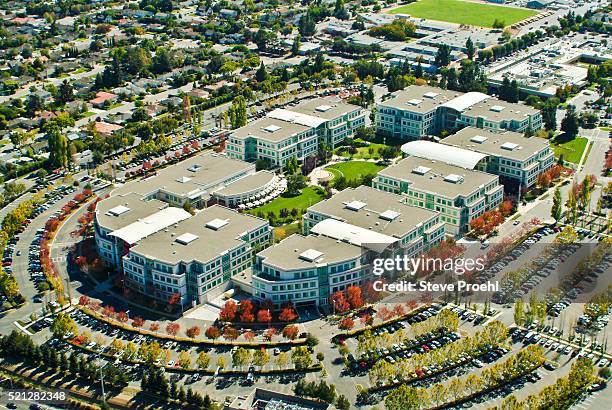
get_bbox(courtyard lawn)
[338,142,388,159]
[552,136,589,164]
[326,161,385,182]
[389,0,537,28]
[247,186,326,217]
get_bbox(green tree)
[435,44,452,67]
[292,34,301,56]
[229,96,247,129]
[51,312,77,338]
[385,384,419,410]
[561,104,579,138]
[541,98,559,130]
[286,173,307,195]
[466,37,475,60]
[255,62,269,83]
[47,124,68,168]
[336,395,350,410]
[552,188,562,222]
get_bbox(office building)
[376,85,542,140]
[373,156,504,235]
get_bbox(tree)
[216,356,226,370]
[232,347,251,369]
[336,395,350,410]
[541,98,558,130]
[255,62,269,83]
[333,0,349,20]
[197,351,210,370]
[298,12,316,37]
[339,318,354,330]
[466,37,475,60]
[47,124,68,169]
[166,323,180,336]
[286,173,307,196]
[220,300,239,321]
[283,325,299,340]
[385,384,419,410]
[56,80,74,106]
[228,96,247,129]
[551,188,562,222]
[178,350,191,369]
[51,313,77,338]
[279,304,298,322]
[435,44,452,67]
[186,326,200,338]
[492,19,505,29]
[291,346,313,369]
[292,34,301,55]
[253,348,270,369]
[330,291,350,314]
[561,104,579,138]
[257,309,272,323]
[224,327,240,341]
[346,285,363,309]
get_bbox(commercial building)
[440,127,554,188]
[376,85,542,140]
[303,186,444,256]
[226,97,365,168]
[94,193,191,267]
[373,156,504,235]
[122,205,271,306]
[225,388,331,410]
[95,153,280,274]
[250,186,445,307]
[112,152,258,209]
[252,233,364,307]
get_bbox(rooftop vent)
[490,105,505,112]
[380,210,401,221]
[315,105,332,112]
[500,142,520,151]
[345,200,367,211]
[299,249,324,262]
[175,232,199,245]
[412,166,431,175]
[444,174,464,184]
[108,205,130,216]
[407,99,422,106]
[188,164,203,172]
[176,176,192,183]
[470,135,488,144]
[263,124,281,132]
[206,218,229,230]
[423,92,439,99]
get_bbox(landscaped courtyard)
[551,136,589,164]
[326,161,385,182]
[246,186,326,220]
[389,0,537,28]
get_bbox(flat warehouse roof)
[377,156,499,199]
[443,127,550,161]
[462,97,539,122]
[307,186,438,237]
[258,234,361,271]
[214,171,276,197]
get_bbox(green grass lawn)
[106,103,123,110]
[552,136,589,164]
[338,142,387,159]
[81,111,96,118]
[247,186,325,217]
[274,222,301,242]
[389,0,537,28]
[326,161,385,181]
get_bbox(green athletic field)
[389,0,538,28]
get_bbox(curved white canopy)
[400,140,488,170]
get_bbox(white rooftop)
[315,105,332,112]
[108,205,130,216]
[299,249,324,262]
[401,140,488,169]
[345,200,367,211]
[109,207,192,245]
[263,124,282,132]
[501,142,520,151]
[311,218,398,250]
[380,210,401,221]
[470,135,488,144]
[441,92,489,112]
[267,108,327,128]
[175,232,199,245]
[206,218,229,230]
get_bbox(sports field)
[389,0,537,28]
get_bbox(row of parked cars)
[30,229,47,299]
